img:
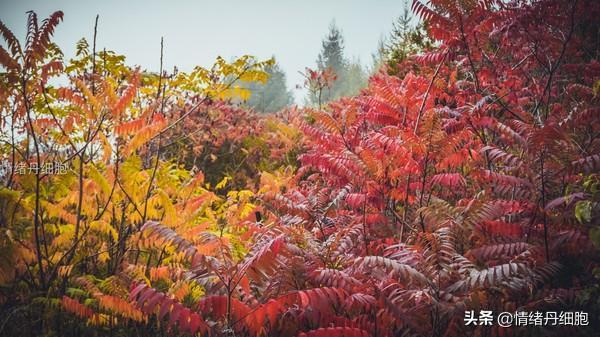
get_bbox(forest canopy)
[0,0,598,336]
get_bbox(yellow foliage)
[87,164,111,196]
[97,295,144,321]
[215,176,231,190]
[89,220,118,241]
[58,265,74,278]
[52,224,75,249]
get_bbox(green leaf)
[575,200,592,224]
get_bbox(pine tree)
[337,58,367,98]
[310,21,367,105]
[317,21,346,76]
[384,1,432,75]
[244,62,294,113]
[385,2,414,64]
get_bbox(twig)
[414,53,446,134]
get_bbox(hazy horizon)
[0,0,410,102]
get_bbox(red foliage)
[130,283,210,335]
[39,0,600,335]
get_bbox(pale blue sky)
[0,0,409,101]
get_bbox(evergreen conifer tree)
[244,62,294,113]
[309,21,367,105]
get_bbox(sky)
[0,0,409,102]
